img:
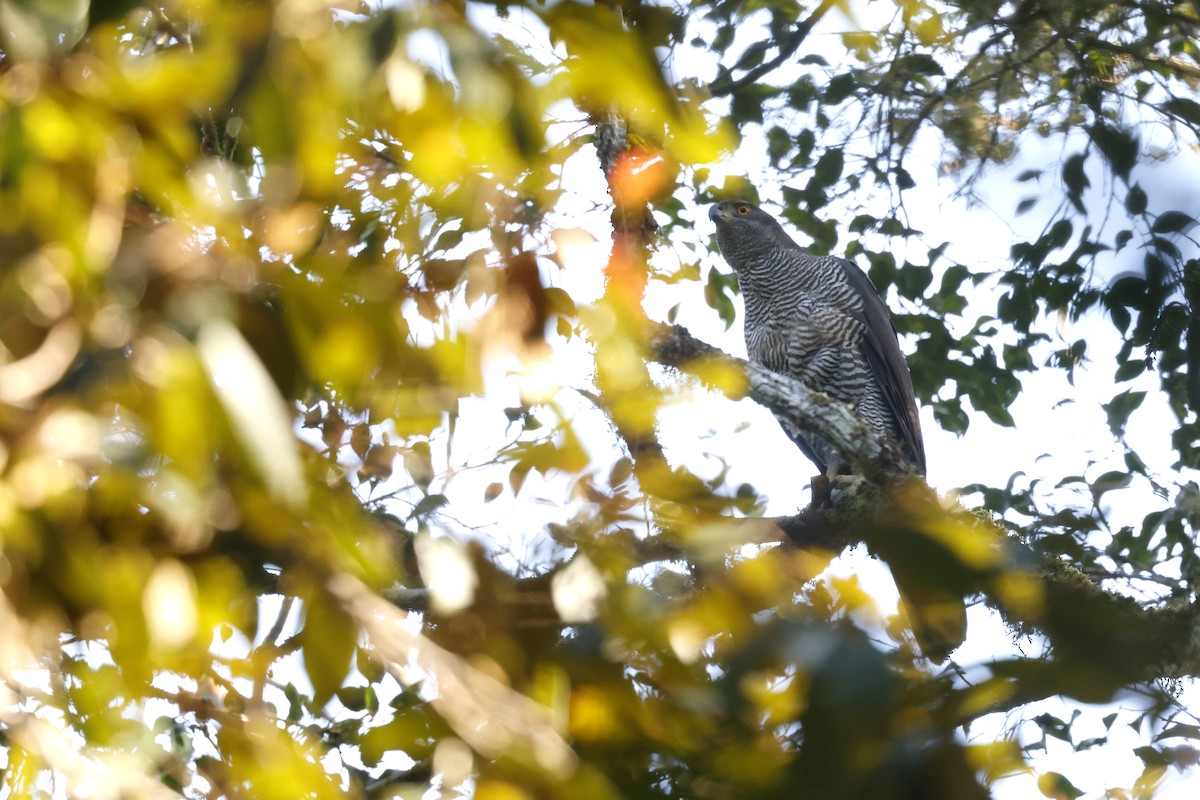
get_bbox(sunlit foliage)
[1,0,1199,798]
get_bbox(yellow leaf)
[299,581,358,708]
[992,570,1045,618]
[475,781,531,800]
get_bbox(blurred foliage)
[1,0,1200,798]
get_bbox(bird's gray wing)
[836,259,926,474]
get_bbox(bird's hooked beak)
[708,203,723,222]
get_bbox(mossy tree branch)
[643,321,1200,684]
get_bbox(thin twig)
[709,0,840,97]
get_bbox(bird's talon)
[828,474,866,503]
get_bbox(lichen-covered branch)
[590,113,673,488]
[644,322,1200,683]
[648,322,916,484]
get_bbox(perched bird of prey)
[709,200,925,478]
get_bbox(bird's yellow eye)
[736,205,750,215]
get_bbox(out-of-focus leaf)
[300,584,358,708]
[1125,184,1147,215]
[1156,724,1200,741]
[1152,211,1194,234]
[1062,152,1089,212]
[1103,390,1146,437]
[1088,123,1138,180]
[1037,770,1084,799]
[1163,97,1200,126]
[704,267,738,329]
[824,72,858,104]
[198,321,306,508]
[404,442,434,491]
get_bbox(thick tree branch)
[648,322,917,485]
[591,113,674,491]
[641,322,1200,684]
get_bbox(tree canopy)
[1,0,1199,797]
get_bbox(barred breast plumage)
[709,200,925,476]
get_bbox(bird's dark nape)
[709,200,925,479]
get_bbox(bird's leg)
[810,461,866,507]
[808,462,863,508]
[809,473,832,507]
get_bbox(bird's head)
[709,200,796,267]
[708,199,771,225]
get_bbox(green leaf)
[1046,219,1073,249]
[734,41,770,71]
[898,53,943,77]
[357,645,386,684]
[403,442,434,491]
[1134,745,1168,766]
[1087,123,1138,180]
[896,263,932,300]
[88,0,151,25]
[848,214,877,233]
[1156,724,1200,741]
[933,399,969,434]
[1163,97,1200,126]
[1125,184,1147,215]
[409,494,450,521]
[1152,211,1194,234]
[1062,152,1089,212]
[713,25,735,54]
[544,286,577,317]
[1113,358,1143,380]
[824,73,857,104]
[705,267,738,329]
[731,89,764,124]
[337,686,369,712]
[981,401,1016,428]
[1090,470,1132,500]
[865,250,897,290]
[300,586,358,709]
[877,217,916,237]
[811,148,845,190]
[367,11,400,64]
[766,126,793,163]
[1103,390,1146,436]
[284,683,305,723]
[1003,344,1034,371]
[1033,713,1073,743]
[1037,771,1084,799]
